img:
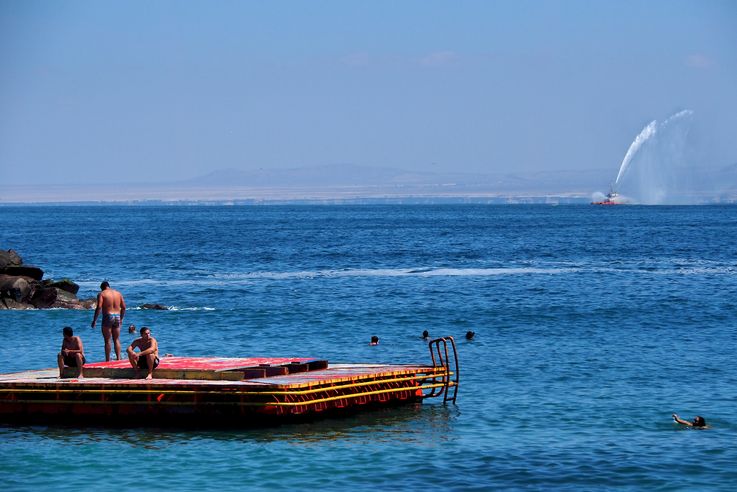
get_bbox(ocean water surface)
[1,204,737,490]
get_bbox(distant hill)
[183,164,613,193]
[3,163,733,204]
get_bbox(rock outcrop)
[0,250,95,310]
[140,303,170,310]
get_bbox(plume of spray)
[615,120,657,186]
[607,109,695,204]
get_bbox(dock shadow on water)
[0,404,460,490]
[0,403,457,448]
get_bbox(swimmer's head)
[465,331,475,340]
[693,416,706,427]
[422,330,429,338]
[128,324,136,334]
[370,336,379,345]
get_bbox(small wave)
[74,264,735,291]
[167,306,217,311]
[126,305,215,311]
[211,267,579,280]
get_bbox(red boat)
[592,190,621,205]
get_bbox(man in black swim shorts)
[127,326,159,380]
[57,326,85,378]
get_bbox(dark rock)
[46,278,80,295]
[0,250,98,310]
[30,286,58,308]
[0,275,35,302]
[0,298,35,310]
[51,289,88,309]
[0,265,44,281]
[140,303,169,310]
[77,298,97,309]
[0,250,23,268]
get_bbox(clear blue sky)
[1,0,735,185]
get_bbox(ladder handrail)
[427,336,459,404]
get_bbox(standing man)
[91,281,126,361]
[127,326,159,380]
[58,326,85,378]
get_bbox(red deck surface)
[85,356,319,371]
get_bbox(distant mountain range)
[1,163,734,204]
[183,164,614,193]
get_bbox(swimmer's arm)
[672,414,693,426]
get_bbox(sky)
[1,0,736,187]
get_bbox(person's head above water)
[465,331,475,340]
[128,324,136,334]
[370,336,379,345]
[673,413,708,428]
[422,330,429,339]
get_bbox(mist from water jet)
[607,110,696,204]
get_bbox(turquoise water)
[1,205,737,490]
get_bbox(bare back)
[98,288,125,314]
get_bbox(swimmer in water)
[369,336,379,346]
[673,414,708,428]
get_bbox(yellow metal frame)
[2,382,456,408]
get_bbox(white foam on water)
[91,267,581,286]
[166,306,217,311]
[77,261,735,295]
[211,267,580,280]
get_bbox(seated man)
[57,326,85,378]
[126,326,159,380]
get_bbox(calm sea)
[1,204,736,490]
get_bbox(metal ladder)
[427,336,459,404]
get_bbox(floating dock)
[0,338,458,426]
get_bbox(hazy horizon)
[1,161,735,204]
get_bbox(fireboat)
[591,190,621,205]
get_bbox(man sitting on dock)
[58,326,85,378]
[126,326,159,380]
